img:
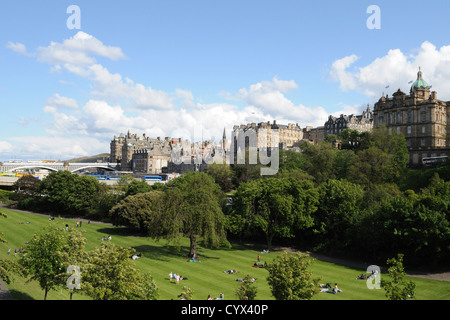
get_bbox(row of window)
[378,110,427,125]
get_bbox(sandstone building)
[372,68,450,165]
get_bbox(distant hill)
[64,153,110,163]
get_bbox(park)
[0,207,448,301]
[1,129,449,301]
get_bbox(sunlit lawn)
[1,208,448,300]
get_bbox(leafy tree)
[275,168,314,182]
[81,243,158,300]
[12,175,40,199]
[124,179,153,196]
[109,191,164,232]
[313,179,365,250]
[333,149,356,180]
[347,127,409,187]
[148,171,228,258]
[178,286,195,300]
[64,227,87,300]
[381,254,416,300]
[278,149,306,172]
[19,224,72,300]
[338,129,371,151]
[231,177,319,250]
[301,141,339,185]
[267,251,319,300]
[206,163,234,192]
[235,274,257,300]
[37,171,102,216]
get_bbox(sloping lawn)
[0,208,448,300]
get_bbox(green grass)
[1,208,449,300]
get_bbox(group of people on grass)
[319,283,343,294]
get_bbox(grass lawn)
[0,207,449,300]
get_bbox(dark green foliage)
[231,177,319,250]
[109,191,164,232]
[36,171,102,216]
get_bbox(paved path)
[0,278,13,300]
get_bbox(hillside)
[64,153,110,163]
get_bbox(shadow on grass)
[130,244,202,262]
[9,289,34,300]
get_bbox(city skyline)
[2,0,450,161]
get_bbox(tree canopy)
[147,171,228,257]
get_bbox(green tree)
[37,171,102,216]
[178,286,195,300]
[313,179,365,250]
[267,251,319,300]
[301,141,338,185]
[19,224,72,300]
[81,243,158,300]
[232,177,319,250]
[206,163,234,192]
[235,274,257,300]
[109,191,164,232]
[381,254,416,300]
[148,171,228,258]
[278,149,306,172]
[124,179,153,196]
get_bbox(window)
[422,126,426,134]
[422,112,427,122]
[397,112,402,124]
[407,126,411,135]
[421,139,426,147]
[408,111,412,123]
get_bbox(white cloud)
[330,54,359,91]
[8,136,105,160]
[330,41,450,101]
[231,76,328,127]
[6,41,30,56]
[0,141,14,153]
[35,31,126,67]
[46,93,79,110]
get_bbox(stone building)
[302,126,325,144]
[232,121,303,151]
[324,105,373,136]
[110,131,176,172]
[132,145,172,174]
[373,68,450,165]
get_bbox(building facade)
[373,68,450,165]
[232,121,303,150]
[110,131,177,172]
[324,105,373,136]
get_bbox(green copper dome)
[411,67,428,90]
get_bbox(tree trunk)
[189,234,197,258]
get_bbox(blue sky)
[1,0,450,161]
